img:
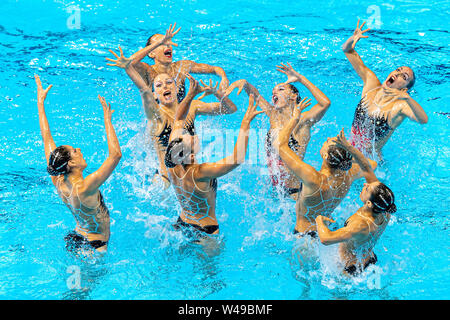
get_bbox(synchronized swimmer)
[35,19,428,276]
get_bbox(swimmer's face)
[65,145,87,171]
[148,34,173,64]
[360,181,381,203]
[272,83,297,109]
[383,66,414,90]
[153,73,177,105]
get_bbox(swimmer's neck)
[153,60,172,73]
[319,161,347,178]
[64,169,84,185]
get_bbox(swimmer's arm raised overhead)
[106,47,159,119]
[194,95,263,181]
[316,215,368,245]
[342,19,381,95]
[192,79,237,115]
[81,96,122,195]
[35,75,56,163]
[383,88,428,125]
[276,98,322,186]
[277,62,331,125]
[224,79,272,115]
[333,129,378,182]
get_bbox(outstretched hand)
[243,94,264,123]
[316,215,336,224]
[106,46,133,69]
[98,95,114,122]
[197,79,219,100]
[350,19,371,49]
[293,97,312,119]
[161,22,181,47]
[35,74,53,104]
[332,128,352,150]
[276,62,302,84]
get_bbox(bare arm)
[106,47,159,119]
[384,88,428,125]
[342,20,381,96]
[333,129,378,182]
[277,62,331,125]
[35,75,56,163]
[195,95,263,180]
[316,215,367,245]
[186,60,229,91]
[275,98,322,186]
[224,79,272,115]
[193,79,237,115]
[82,96,122,194]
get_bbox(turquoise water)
[0,0,449,299]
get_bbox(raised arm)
[192,79,237,115]
[35,75,56,163]
[130,23,180,66]
[342,19,381,96]
[276,99,322,186]
[277,62,331,124]
[81,96,122,195]
[186,60,229,92]
[106,47,159,120]
[224,79,272,116]
[315,215,367,245]
[333,129,378,182]
[194,95,264,180]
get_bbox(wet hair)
[287,84,302,104]
[145,34,159,47]
[406,68,416,90]
[327,145,353,171]
[164,138,184,168]
[369,183,397,214]
[47,146,71,176]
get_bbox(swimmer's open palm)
[224,79,246,97]
[106,46,132,69]
[351,19,371,49]
[243,94,264,123]
[98,95,114,122]
[161,23,181,47]
[293,97,312,119]
[197,79,219,100]
[34,74,52,104]
[277,62,302,84]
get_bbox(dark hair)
[327,145,353,171]
[287,84,301,104]
[406,68,416,90]
[164,138,184,168]
[146,34,160,48]
[369,183,397,214]
[47,146,71,176]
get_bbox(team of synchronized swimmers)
[35,20,427,276]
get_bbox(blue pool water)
[0,0,449,299]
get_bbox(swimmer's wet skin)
[106,32,236,191]
[275,100,377,241]
[226,61,331,200]
[315,129,396,275]
[164,76,263,239]
[343,19,428,158]
[35,74,122,253]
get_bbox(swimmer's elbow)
[319,237,333,246]
[110,150,122,161]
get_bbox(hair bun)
[386,203,397,214]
